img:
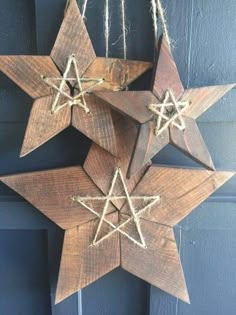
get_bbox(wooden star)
[0,123,233,303]
[94,37,235,177]
[0,0,151,157]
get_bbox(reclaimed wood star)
[0,0,151,157]
[0,121,233,303]
[94,37,235,177]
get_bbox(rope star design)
[72,168,160,248]
[41,54,104,114]
[148,89,189,136]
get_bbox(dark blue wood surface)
[0,0,236,314]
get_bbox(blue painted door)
[0,1,236,314]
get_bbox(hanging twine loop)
[41,54,104,114]
[72,168,160,248]
[150,0,172,50]
[104,0,110,57]
[121,0,127,60]
[148,90,190,136]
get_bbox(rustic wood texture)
[152,37,184,100]
[95,91,155,124]
[95,37,235,176]
[121,166,235,227]
[0,157,234,304]
[56,213,120,304]
[0,0,152,158]
[84,57,152,91]
[128,121,169,177]
[50,0,96,75]
[83,111,151,209]
[181,85,235,119]
[169,116,215,171]
[0,166,117,230]
[0,56,60,99]
[20,95,71,157]
[72,95,118,157]
[120,219,189,303]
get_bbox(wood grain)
[84,57,152,91]
[51,0,96,75]
[181,84,235,119]
[123,166,235,227]
[84,112,150,209]
[0,56,60,99]
[128,121,169,177]
[56,213,120,303]
[0,167,117,230]
[95,91,156,124]
[72,95,117,157]
[20,95,71,157]
[121,218,189,303]
[152,37,184,100]
[170,116,215,171]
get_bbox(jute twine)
[72,168,161,248]
[42,54,104,114]
[148,90,190,136]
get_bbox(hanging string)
[150,0,171,48]
[151,0,158,48]
[104,0,110,57]
[82,0,89,19]
[120,0,127,60]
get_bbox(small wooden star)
[95,37,235,176]
[0,124,233,303]
[0,0,151,157]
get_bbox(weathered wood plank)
[56,214,120,303]
[121,220,189,303]
[51,0,96,75]
[122,166,234,226]
[21,95,71,157]
[83,112,150,209]
[0,166,115,230]
[84,57,152,91]
[170,116,215,171]
[182,85,235,120]
[0,56,60,98]
[72,95,117,157]
[152,37,184,100]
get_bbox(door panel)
[0,230,51,315]
[0,0,235,314]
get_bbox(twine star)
[42,54,104,114]
[95,37,235,176]
[148,89,189,136]
[73,168,160,248]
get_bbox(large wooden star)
[0,0,151,157]
[94,37,235,176]
[0,117,233,304]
